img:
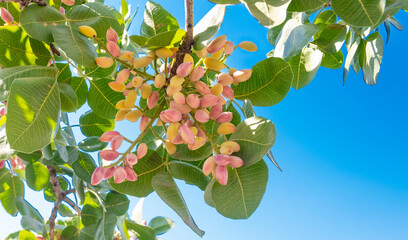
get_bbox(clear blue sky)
[1,1,408,239]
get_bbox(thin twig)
[168,0,194,80]
[63,197,82,214]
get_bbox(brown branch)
[0,0,46,8]
[168,0,194,79]
[63,196,82,214]
[47,166,63,240]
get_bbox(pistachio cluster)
[85,26,257,186]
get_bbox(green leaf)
[211,160,268,219]
[25,162,50,191]
[169,162,210,191]
[230,117,276,167]
[52,24,97,68]
[129,35,149,48]
[226,102,241,126]
[56,63,72,83]
[59,82,78,112]
[332,0,385,27]
[110,150,165,197]
[148,216,174,235]
[21,215,44,233]
[242,99,256,118]
[289,47,323,90]
[66,2,125,37]
[152,172,205,237]
[204,179,216,207]
[0,169,25,216]
[78,136,108,152]
[0,125,15,159]
[287,0,326,12]
[15,197,43,222]
[81,204,102,226]
[313,24,347,54]
[79,224,99,240]
[361,32,383,85]
[6,77,60,153]
[241,0,291,28]
[72,152,97,184]
[171,142,213,161]
[125,219,156,240]
[20,4,66,42]
[88,78,124,119]
[79,111,115,137]
[61,226,80,240]
[140,1,179,37]
[73,174,85,205]
[321,49,344,69]
[232,57,293,107]
[105,192,130,216]
[143,29,186,48]
[18,230,36,240]
[273,19,318,61]
[314,10,337,26]
[58,203,75,217]
[193,4,226,50]
[141,126,165,150]
[0,26,50,68]
[70,77,88,109]
[95,210,117,240]
[344,35,362,83]
[0,66,57,102]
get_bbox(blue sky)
[1,1,408,239]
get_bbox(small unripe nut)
[156,48,173,58]
[106,41,120,57]
[238,41,258,52]
[79,25,97,38]
[141,83,152,99]
[95,57,114,68]
[108,82,126,92]
[204,57,226,72]
[207,35,227,54]
[154,74,166,88]
[106,28,119,43]
[217,122,236,135]
[133,56,154,68]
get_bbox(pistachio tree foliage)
[0,0,406,238]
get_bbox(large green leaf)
[211,160,268,219]
[313,24,347,54]
[287,0,326,12]
[21,216,45,233]
[344,35,362,83]
[193,4,226,50]
[25,162,50,191]
[70,77,88,109]
[361,32,383,85]
[6,77,60,153]
[0,26,50,68]
[141,1,179,37]
[20,4,66,42]
[321,49,344,69]
[72,152,97,184]
[148,216,174,235]
[273,18,318,61]
[0,168,25,216]
[289,47,323,90]
[143,29,186,48]
[241,0,291,28]
[18,230,36,240]
[125,220,156,240]
[171,142,213,162]
[110,150,165,197]
[59,82,78,112]
[169,162,210,191]
[15,197,43,223]
[230,117,276,167]
[66,2,125,37]
[88,78,124,119]
[152,172,205,237]
[95,210,117,240]
[332,0,385,27]
[79,111,115,137]
[81,204,102,226]
[105,192,129,216]
[233,57,293,107]
[0,66,57,101]
[52,24,97,68]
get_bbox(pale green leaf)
[193,4,226,50]
[79,111,115,137]
[289,47,323,90]
[332,0,385,27]
[6,77,60,153]
[25,162,50,191]
[140,1,179,37]
[241,0,291,28]
[88,78,124,119]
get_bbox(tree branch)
[0,0,46,8]
[47,166,63,240]
[169,0,194,79]
[63,196,82,214]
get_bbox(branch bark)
[47,166,63,240]
[0,0,46,8]
[169,0,194,79]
